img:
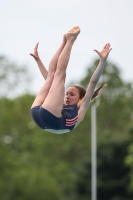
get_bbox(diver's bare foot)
[65,26,80,41]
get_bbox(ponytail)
[91,83,107,100]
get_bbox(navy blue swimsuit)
[30,105,78,131]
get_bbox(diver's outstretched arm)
[30,42,48,80]
[77,43,112,120]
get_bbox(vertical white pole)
[91,103,97,200]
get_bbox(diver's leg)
[31,35,67,108]
[42,26,80,117]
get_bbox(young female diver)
[30,26,112,134]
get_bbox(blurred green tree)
[125,128,133,196]
[1,57,133,200]
[0,55,31,98]
[65,59,133,200]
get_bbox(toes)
[69,27,76,33]
[68,26,80,33]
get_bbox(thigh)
[31,72,54,108]
[42,71,66,117]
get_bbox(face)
[64,87,81,105]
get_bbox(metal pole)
[91,103,97,200]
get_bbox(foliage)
[125,128,133,194]
[0,94,90,200]
[0,55,31,98]
[1,57,133,199]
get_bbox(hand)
[94,43,112,61]
[30,42,40,61]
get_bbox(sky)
[1,0,133,94]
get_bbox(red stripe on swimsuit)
[66,115,78,126]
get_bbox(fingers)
[30,53,34,57]
[30,42,40,58]
[109,48,112,53]
[105,43,112,52]
[30,53,37,59]
[94,49,98,53]
[104,43,109,49]
[94,43,111,51]
[93,49,100,55]
[104,43,111,49]
[94,42,112,61]
[34,42,39,50]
